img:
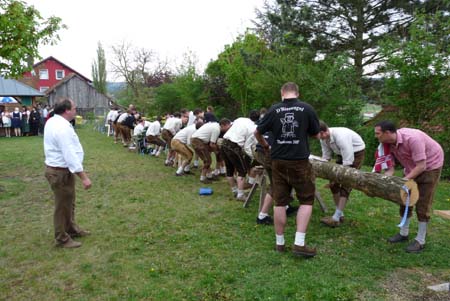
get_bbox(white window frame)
[39,86,49,93]
[39,69,49,80]
[55,69,65,80]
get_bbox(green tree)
[153,53,206,115]
[380,11,450,176]
[255,0,445,83]
[92,41,107,94]
[0,0,65,77]
[207,33,271,117]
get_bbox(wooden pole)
[310,158,419,206]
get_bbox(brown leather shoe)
[70,230,91,238]
[405,240,425,253]
[292,244,316,258]
[56,239,82,248]
[200,178,213,184]
[275,244,285,253]
[320,216,341,228]
[387,233,409,243]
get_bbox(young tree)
[110,41,152,99]
[92,41,107,94]
[0,0,66,78]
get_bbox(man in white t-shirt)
[172,119,204,176]
[191,119,231,183]
[161,112,189,165]
[222,110,260,201]
[146,116,165,157]
[318,121,366,227]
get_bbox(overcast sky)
[24,0,266,82]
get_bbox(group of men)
[44,83,444,259]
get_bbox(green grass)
[1,125,449,300]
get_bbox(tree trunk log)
[310,158,418,206]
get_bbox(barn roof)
[0,76,44,97]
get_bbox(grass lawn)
[1,125,449,300]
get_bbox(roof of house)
[0,76,44,97]
[33,56,92,83]
[45,73,112,100]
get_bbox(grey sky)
[24,0,265,81]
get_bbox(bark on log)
[310,158,418,206]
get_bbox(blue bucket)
[199,187,213,195]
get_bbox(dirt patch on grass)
[377,268,449,300]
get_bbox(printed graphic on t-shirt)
[280,113,298,138]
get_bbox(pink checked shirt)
[391,128,444,175]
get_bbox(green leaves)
[0,0,66,78]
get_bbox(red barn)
[22,56,91,93]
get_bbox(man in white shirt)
[191,119,232,183]
[190,109,205,167]
[106,107,119,136]
[172,119,204,176]
[133,117,150,137]
[44,98,92,248]
[222,110,260,201]
[161,112,189,166]
[146,116,165,157]
[318,121,366,227]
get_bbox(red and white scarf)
[372,143,394,173]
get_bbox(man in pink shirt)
[374,120,444,253]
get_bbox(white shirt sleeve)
[57,125,84,173]
[334,132,355,166]
[320,140,333,161]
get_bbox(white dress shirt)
[173,124,197,145]
[146,120,161,136]
[133,121,151,136]
[107,110,119,122]
[117,112,129,123]
[191,122,220,143]
[44,114,84,173]
[223,117,257,158]
[187,111,196,126]
[162,117,182,135]
[320,127,365,166]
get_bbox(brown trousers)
[191,137,212,170]
[161,129,174,149]
[400,168,442,222]
[272,159,316,206]
[329,150,365,198]
[45,167,80,243]
[171,139,194,163]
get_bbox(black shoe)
[286,205,298,216]
[387,233,409,243]
[405,240,425,253]
[175,172,184,176]
[256,215,273,225]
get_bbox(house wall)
[23,58,75,92]
[48,77,110,117]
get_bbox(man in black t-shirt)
[255,82,320,258]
